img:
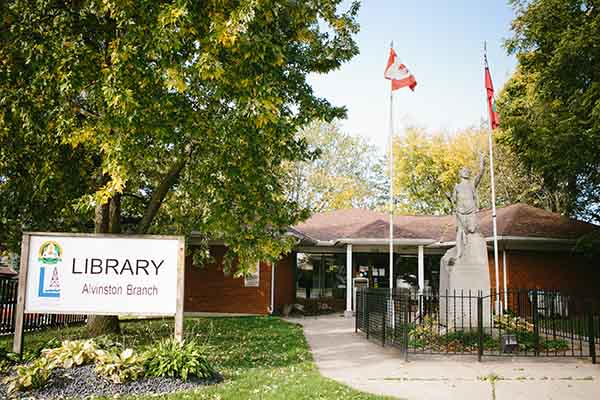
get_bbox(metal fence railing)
[356,288,598,363]
[0,277,87,336]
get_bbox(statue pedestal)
[439,233,491,329]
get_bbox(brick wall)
[273,252,295,314]
[488,249,600,294]
[487,252,507,294]
[184,245,272,315]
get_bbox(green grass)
[1,317,391,399]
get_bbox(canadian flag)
[384,47,417,91]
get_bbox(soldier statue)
[450,154,485,263]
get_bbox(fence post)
[532,289,539,356]
[404,290,409,362]
[588,304,596,364]
[355,290,359,333]
[477,295,483,362]
[382,294,386,347]
[393,291,398,344]
[366,292,370,340]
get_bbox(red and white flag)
[484,58,500,129]
[384,47,417,91]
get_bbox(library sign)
[13,233,185,353]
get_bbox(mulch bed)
[0,365,222,399]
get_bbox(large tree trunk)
[87,197,121,336]
[87,154,188,336]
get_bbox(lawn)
[1,317,391,400]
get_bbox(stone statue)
[439,154,490,328]
[451,154,485,262]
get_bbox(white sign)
[24,234,182,316]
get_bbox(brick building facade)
[183,204,599,315]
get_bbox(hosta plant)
[144,338,216,381]
[95,348,145,384]
[0,348,21,375]
[42,339,99,369]
[3,357,53,395]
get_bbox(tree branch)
[122,192,148,204]
[136,147,193,234]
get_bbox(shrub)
[1,337,60,376]
[493,314,533,333]
[408,317,502,352]
[541,339,570,352]
[3,357,53,395]
[144,338,216,381]
[42,339,99,369]
[0,348,21,375]
[94,335,126,353]
[95,348,145,384]
[408,316,439,345]
[513,331,570,352]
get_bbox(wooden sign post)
[13,233,30,354]
[175,238,185,342]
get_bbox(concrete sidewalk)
[289,314,600,400]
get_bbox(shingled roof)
[292,204,599,244]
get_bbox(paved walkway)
[290,314,600,400]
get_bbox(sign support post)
[13,233,31,354]
[175,238,185,342]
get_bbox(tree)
[390,126,561,215]
[1,0,360,334]
[498,0,600,220]
[286,120,384,212]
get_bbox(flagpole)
[389,42,394,292]
[484,42,502,315]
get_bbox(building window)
[244,262,260,287]
[296,253,345,299]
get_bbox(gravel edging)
[0,365,222,399]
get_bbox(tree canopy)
[0,0,360,272]
[391,126,561,215]
[286,120,385,213]
[498,0,600,220]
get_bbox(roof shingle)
[292,204,598,243]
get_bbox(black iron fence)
[356,288,598,363]
[0,278,86,336]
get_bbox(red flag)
[384,47,417,91]
[485,62,499,129]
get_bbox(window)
[296,253,345,299]
[244,262,260,287]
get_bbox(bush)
[0,348,21,375]
[408,316,438,343]
[493,314,533,333]
[446,331,500,352]
[144,338,216,381]
[408,317,501,352]
[3,357,53,395]
[541,338,570,352]
[95,348,145,384]
[513,331,570,352]
[42,339,99,369]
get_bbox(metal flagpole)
[484,42,501,315]
[389,42,394,292]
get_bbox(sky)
[308,0,519,150]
